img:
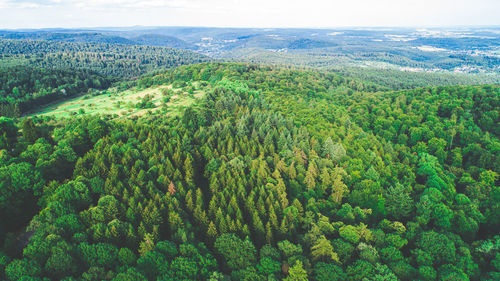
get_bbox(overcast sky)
[0,0,499,29]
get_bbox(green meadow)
[29,84,206,119]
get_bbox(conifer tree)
[139,233,155,256]
[285,260,308,281]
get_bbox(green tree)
[139,233,156,256]
[118,248,136,266]
[384,183,413,220]
[44,242,76,278]
[214,233,257,271]
[339,225,360,245]
[5,259,41,281]
[285,260,308,281]
[22,118,38,143]
[313,262,346,281]
[0,117,18,149]
[311,236,339,262]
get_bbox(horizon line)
[2,24,500,32]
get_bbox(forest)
[0,66,113,117]
[0,39,211,117]
[0,62,498,280]
[0,39,211,78]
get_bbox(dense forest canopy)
[0,62,498,280]
[328,67,500,90]
[0,39,211,78]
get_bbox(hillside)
[0,66,113,117]
[1,63,498,280]
[0,39,212,78]
[129,34,195,49]
[0,39,213,117]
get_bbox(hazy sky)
[0,0,499,29]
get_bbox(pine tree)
[265,222,273,244]
[209,198,218,217]
[185,190,194,212]
[285,260,308,281]
[216,208,228,233]
[279,218,289,237]
[168,181,176,195]
[252,211,265,239]
[207,221,218,240]
[269,205,279,230]
[305,169,316,190]
[195,188,203,208]
[184,154,194,185]
[289,162,297,179]
[320,167,331,187]
[331,167,349,204]
[126,224,137,248]
[311,236,339,262]
[139,233,155,256]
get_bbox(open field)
[29,84,206,119]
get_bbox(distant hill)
[0,39,212,78]
[130,34,196,49]
[0,31,196,50]
[0,32,135,45]
[1,26,499,73]
[287,38,335,49]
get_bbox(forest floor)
[30,84,206,119]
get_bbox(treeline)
[0,66,112,117]
[0,63,498,280]
[0,39,211,78]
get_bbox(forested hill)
[0,63,499,280]
[0,39,212,117]
[0,39,211,78]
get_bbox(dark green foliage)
[215,234,257,271]
[0,117,18,148]
[313,262,346,281]
[0,66,112,116]
[0,162,43,235]
[78,242,119,268]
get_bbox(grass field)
[30,84,206,119]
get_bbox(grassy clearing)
[30,84,206,119]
